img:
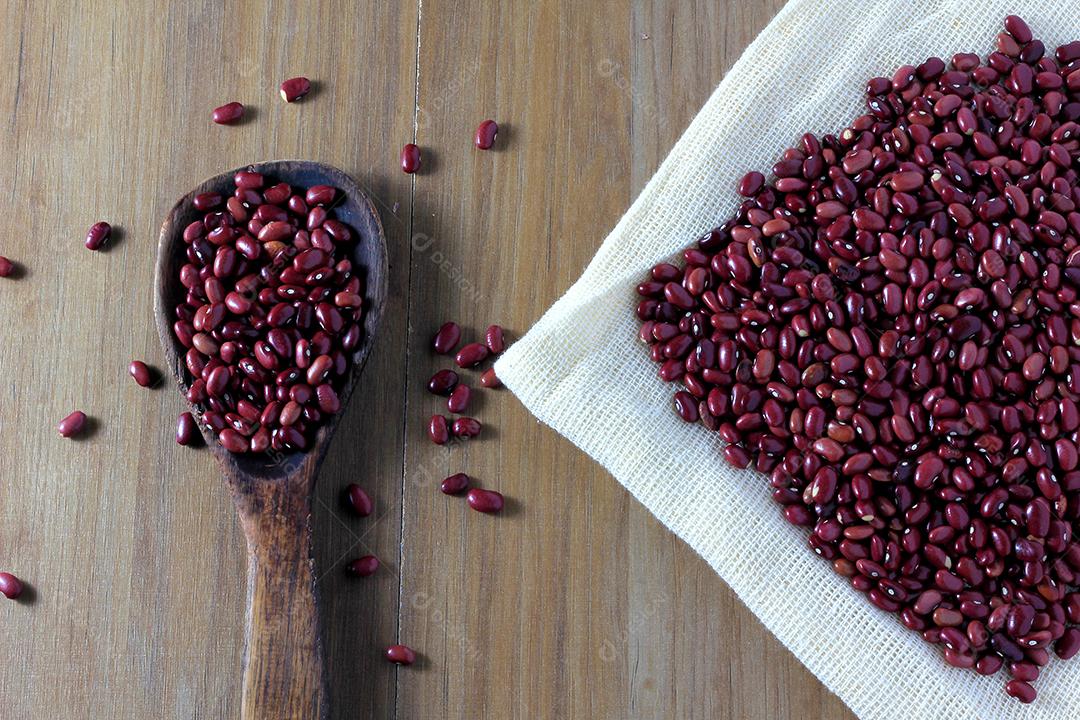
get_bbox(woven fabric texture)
[494,1,1079,718]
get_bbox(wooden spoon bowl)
[154,160,388,720]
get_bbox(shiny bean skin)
[466,488,504,514]
[345,484,374,516]
[384,644,416,665]
[440,472,470,495]
[57,410,88,438]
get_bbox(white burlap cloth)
[493,1,1080,718]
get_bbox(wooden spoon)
[153,160,388,720]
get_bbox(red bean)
[1005,680,1036,703]
[737,172,765,197]
[85,221,111,250]
[432,322,461,354]
[466,488,504,513]
[429,415,449,445]
[129,360,154,387]
[0,572,23,600]
[219,428,248,452]
[451,417,481,438]
[385,644,416,665]
[279,76,311,103]
[345,484,373,516]
[212,102,245,124]
[475,120,498,149]
[448,384,471,413]
[455,343,490,368]
[57,410,87,438]
[440,473,470,495]
[480,368,502,388]
[346,555,379,577]
[0,257,14,277]
[305,185,336,206]
[401,143,421,174]
[427,369,459,395]
[176,412,198,445]
[485,325,505,354]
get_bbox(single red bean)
[176,412,198,446]
[452,417,481,438]
[401,144,421,174]
[475,119,499,149]
[0,257,14,277]
[440,472,470,495]
[193,192,223,211]
[480,368,501,388]
[455,343,490,368]
[57,410,88,438]
[428,369,459,395]
[466,488,504,513]
[1004,680,1036,703]
[429,415,449,445]
[737,171,765,197]
[385,644,416,665]
[219,428,248,453]
[85,221,111,250]
[279,76,311,103]
[212,102,245,124]
[129,360,154,387]
[448,384,471,413]
[305,185,336,206]
[346,555,379,577]
[485,325,505,354]
[345,484,373,516]
[0,572,24,600]
[433,322,461,354]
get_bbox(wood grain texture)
[0,1,857,718]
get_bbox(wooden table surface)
[0,1,858,718]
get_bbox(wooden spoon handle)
[235,479,328,720]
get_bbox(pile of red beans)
[172,168,364,454]
[638,16,1080,703]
